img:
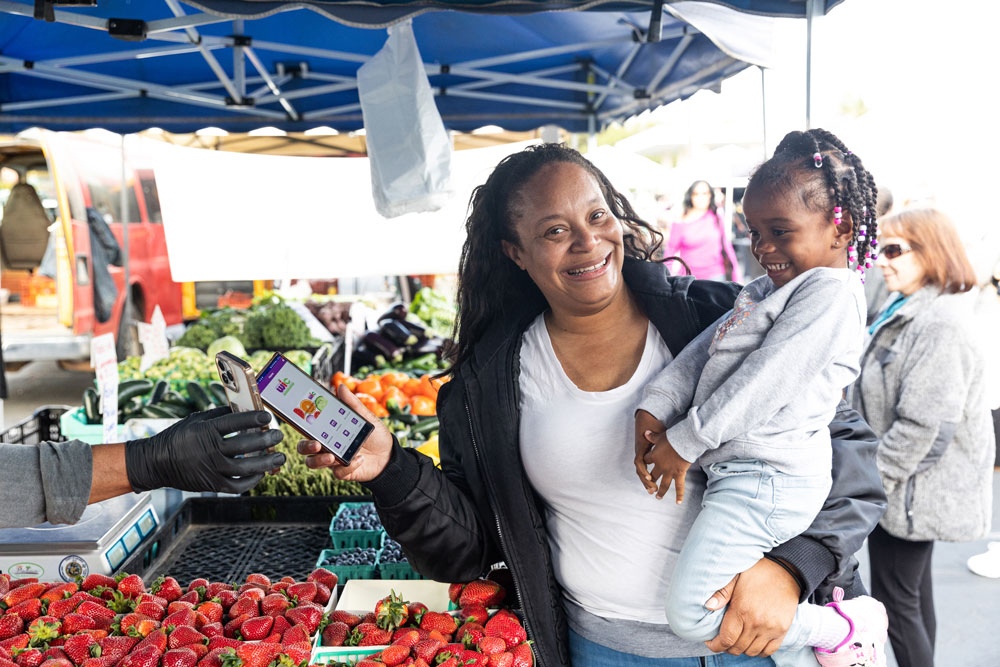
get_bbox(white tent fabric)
[667,2,780,69]
[145,138,537,280]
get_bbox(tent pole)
[587,115,597,152]
[760,66,767,159]
[121,134,131,350]
[805,0,820,129]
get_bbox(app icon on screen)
[330,419,338,428]
[338,408,346,415]
[321,432,329,439]
[342,430,350,437]
[351,417,358,425]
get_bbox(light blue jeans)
[664,459,830,667]
[568,628,776,666]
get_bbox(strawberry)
[186,581,208,597]
[184,644,209,661]
[61,634,97,666]
[8,581,38,590]
[117,645,161,667]
[459,650,487,667]
[227,598,258,621]
[26,617,60,644]
[168,628,207,651]
[38,659,73,667]
[72,633,104,644]
[237,617,272,642]
[214,592,237,611]
[325,611,360,629]
[221,616,250,640]
[269,616,291,641]
[312,583,331,608]
[192,613,211,630]
[436,659,457,667]
[282,607,321,635]
[133,620,161,639]
[138,594,168,608]
[484,614,526,650]
[377,645,409,667]
[0,579,8,598]
[447,584,464,605]
[418,613,456,637]
[203,586,230,600]
[195,647,230,667]
[40,586,77,604]
[438,643,465,661]
[259,596,289,619]
[374,592,408,632]
[458,581,504,609]
[78,658,115,667]
[13,649,43,667]
[284,584,315,605]
[0,639,23,657]
[96,637,137,664]
[390,629,420,648]
[279,625,307,647]
[162,648,197,667]
[114,576,144,600]
[206,638,240,653]
[7,600,43,624]
[150,579,183,604]
[0,616,24,641]
[133,630,168,655]
[133,603,165,622]
[361,612,377,625]
[79,578,114,595]
[306,570,338,590]
[178,592,200,607]
[489,653,513,667]
[243,575,270,592]
[348,623,391,647]
[458,604,489,626]
[509,642,533,667]
[167,602,195,615]
[476,636,505,656]
[235,588,264,604]
[38,649,66,663]
[407,603,428,626]
[194,602,222,626]
[354,661,380,667]
[75,603,113,624]
[163,609,197,630]
[198,624,222,640]
[456,623,484,648]
[319,622,348,647]
[267,584,289,597]
[413,660,430,667]
[230,643,282,667]
[45,599,80,621]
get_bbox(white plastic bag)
[357,21,453,218]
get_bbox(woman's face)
[502,162,626,316]
[689,182,712,211]
[876,234,925,296]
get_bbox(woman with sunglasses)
[853,208,995,667]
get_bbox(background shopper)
[662,179,743,282]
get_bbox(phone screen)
[257,353,372,463]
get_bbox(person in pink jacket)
[663,180,743,281]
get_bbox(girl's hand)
[703,558,800,657]
[297,384,394,482]
[642,431,691,503]
[633,410,663,493]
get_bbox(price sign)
[91,333,118,444]
[138,306,170,373]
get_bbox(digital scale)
[0,493,158,582]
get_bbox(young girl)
[634,129,888,667]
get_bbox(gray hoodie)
[638,267,866,477]
[0,439,93,527]
[851,286,994,541]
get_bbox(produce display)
[317,580,533,667]
[119,348,217,385]
[177,298,321,355]
[331,505,381,533]
[0,570,339,667]
[376,539,407,566]
[80,377,229,425]
[352,302,450,376]
[318,549,379,569]
[303,301,353,337]
[248,424,365,498]
[331,372,443,447]
[407,288,456,340]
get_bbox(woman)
[663,180,742,282]
[855,209,994,667]
[302,145,885,666]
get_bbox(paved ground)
[3,362,998,664]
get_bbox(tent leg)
[587,115,597,152]
[805,0,821,129]
[760,66,767,159]
[120,134,131,348]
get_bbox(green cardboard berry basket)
[376,533,423,581]
[328,502,384,549]
[315,548,378,583]
[59,406,107,445]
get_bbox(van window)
[140,174,162,224]
[85,175,141,224]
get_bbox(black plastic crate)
[1,405,70,444]
[309,339,344,388]
[122,495,370,587]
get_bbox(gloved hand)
[125,407,285,494]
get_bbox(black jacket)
[367,258,887,667]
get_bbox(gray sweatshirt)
[638,267,866,477]
[0,439,92,527]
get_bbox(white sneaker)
[967,542,1000,578]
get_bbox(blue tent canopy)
[0,0,838,134]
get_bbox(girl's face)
[689,182,712,210]
[875,234,925,296]
[501,162,626,316]
[742,182,853,288]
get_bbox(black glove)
[125,407,285,494]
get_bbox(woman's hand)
[297,384,394,482]
[703,558,800,657]
[634,410,663,492]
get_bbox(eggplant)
[411,336,446,357]
[399,318,428,339]
[351,343,378,372]
[380,302,409,322]
[363,331,404,365]
[379,320,419,348]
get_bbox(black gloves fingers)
[218,473,266,495]
[218,428,283,458]
[210,410,272,436]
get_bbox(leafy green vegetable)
[207,335,248,359]
[176,323,217,351]
[244,304,320,350]
[409,287,456,338]
[248,423,366,497]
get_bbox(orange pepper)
[355,392,381,415]
[356,377,384,402]
[371,403,389,418]
[402,378,423,397]
[418,374,444,400]
[332,371,358,392]
[380,372,410,389]
[410,395,436,416]
[382,386,410,409]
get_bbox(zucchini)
[118,379,154,405]
[186,382,213,411]
[208,382,228,407]
[154,402,191,419]
[141,404,176,419]
[410,417,440,436]
[83,388,101,425]
[160,392,193,409]
[149,380,169,405]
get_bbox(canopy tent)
[0,0,813,135]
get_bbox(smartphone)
[216,351,266,415]
[256,352,373,464]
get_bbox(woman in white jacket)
[853,208,995,667]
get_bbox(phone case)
[216,351,266,414]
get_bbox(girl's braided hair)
[448,143,663,374]
[747,128,879,277]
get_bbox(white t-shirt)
[518,314,705,623]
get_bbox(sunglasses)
[881,243,913,260]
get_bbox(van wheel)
[116,299,142,361]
